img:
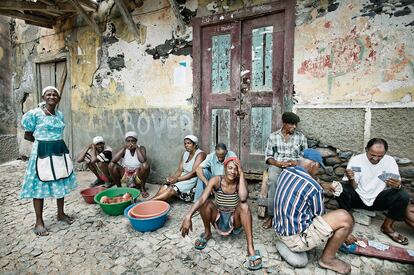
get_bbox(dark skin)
[24,90,74,236]
[344,143,406,244]
[180,160,261,269]
[299,159,354,274]
[76,142,111,183]
[261,122,298,228]
[195,148,227,186]
[150,139,206,201]
[109,137,150,195]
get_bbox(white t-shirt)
[342,153,400,206]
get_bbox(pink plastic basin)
[80,186,107,204]
[129,201,170,219]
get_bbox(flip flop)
[381,228,409,245]
[244,249,262,271]
[57,215,75,225]
[33,226,49,236]
[232,226,243,235]
[194,233,209,250]
[141,191,149,198]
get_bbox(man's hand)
[286,160,297,167]
[321,182,336,194]
[180,215,193,237]
[386,178,401,189]
[89,143,94,149]
[345,234,358,245]
[345,169,355,181]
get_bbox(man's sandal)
[194,233,210,250]
[381,228,409,245]
[244,250,262,270]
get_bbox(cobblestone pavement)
[1,160,413,274]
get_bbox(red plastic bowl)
[80,186,107,204]
[129,201,170,219]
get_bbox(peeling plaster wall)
[12,0,198,180]
[0,16,18,163]
[9,0,414,177]
[294,0,414,157]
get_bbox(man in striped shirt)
[260,112,308,229]
[274,149,354,274]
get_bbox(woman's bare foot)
[57,214,75,225]
[33,224,49,236]
[319,258,351,274]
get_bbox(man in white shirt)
[338,138,410,245]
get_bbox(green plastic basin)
[94,187,141,216]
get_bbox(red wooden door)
[200,12,285,173]
[201,22,241,156]
[240,12,285,172]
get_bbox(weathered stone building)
[0,0,413,183]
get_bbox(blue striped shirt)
[273,166,325,236]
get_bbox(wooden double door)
[200,11,286,173]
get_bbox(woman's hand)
[180,215,193,237]
[166,176,178,185]
[234,159,244,175]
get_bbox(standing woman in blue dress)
[20,86,77,236]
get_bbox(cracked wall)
[294,0,414,157]
[8,0,414,175]
[0,16,18,163]
[12,0,197,180]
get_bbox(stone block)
[325,156,342,166]
[325,166,334,176]
[399,166,414,178]
[334,167,346,176]
[338,151,354,160]
[353,211,371,226]
[354,208,376,217]
[275,241,308,268]
[316,147,337,158]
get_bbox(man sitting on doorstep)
[274,149,354,274]
[337,138,410,245]
[193,143,237,202]
[260,111,308,229]
[109,131,150,198]
[76,136,113,187]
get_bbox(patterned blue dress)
[20,107,77,199]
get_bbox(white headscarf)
[92,136,105,145]
[41,86,60,96]
[125,131,138,140]
[184,134,198,145]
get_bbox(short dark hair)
[282,112,300,124]
[366,138,388,152]
[215,143,227,151]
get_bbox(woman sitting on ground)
[150,135,206,202]
[180,157,262,271]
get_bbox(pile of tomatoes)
[100,193,132,204]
